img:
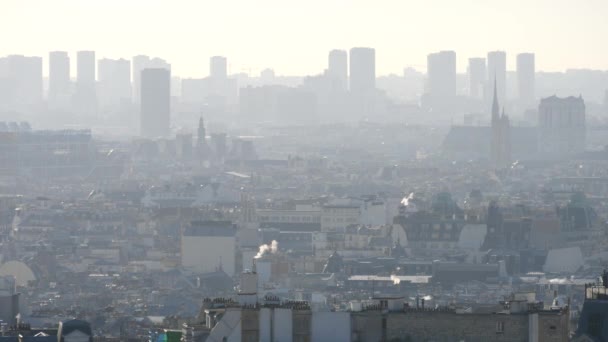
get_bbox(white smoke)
[255,240,278,259]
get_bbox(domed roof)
[0,261,36,287]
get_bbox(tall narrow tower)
[491,76,511,169]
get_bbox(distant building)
[183,56,237,110]
[210,56,227,79]
[538,95,586,157]
[574,273,608,341]
[198,295,349,342]
[140,68,171,138]
[349,47,375,94]
[0,126,93,178]
[517,53,535,108]
[73,51,97,114]
[468,57,486,99]
[394,192,469,252]
[181,221,236,276]
[132,55,170,103]
[57,319,93,342]
[321,203,360,233]
[199,291,569,342]
[0,55,43,107]
[427,51,456,101]
[487,50,507,104]
[48,51,71,105]
[76,51,96,86]
[328,49,348,92]
[0,276,19,325]
[97,58,131,107]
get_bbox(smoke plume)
[255,240,278,259]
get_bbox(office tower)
[427,51,456,100]
[205,56,237,108]
[516,53,535,108]
[48,51,70,104]
[140,68,170,138]
[77,51,96,86]
[2,55,43,107]
[73,51,97,114]
[328,49,347,91]
[132,55,170,103]
[538,95,586,157]
[349,47,375,94]
[132,55,150,103]
[210,56,227,79]
[487,51,507,104]
[468,57,486,99]
[97,58,131,106]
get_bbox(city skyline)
[3,0,608,77]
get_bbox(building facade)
[538,95,586,157]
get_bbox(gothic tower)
[490,76,512,169]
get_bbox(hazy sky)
[2,0,607,77]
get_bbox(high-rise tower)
[48,51,70,104]
[516,53,535,108]
[349,47,375,94]
[140,68,171,138]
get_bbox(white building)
[181,221,236,276]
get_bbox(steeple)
[491,74,500,124]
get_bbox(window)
[496,321,505,333]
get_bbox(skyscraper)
[132,56,170,103]
[487,51,507,104]
[74,51,97,114]
[132,55,150,103]
[210,56,227,79]
[516,53,535,108]
[48,51,70,103]
[349,47,375,94]
[140,68,171,138]
[427,51,456,100]
[328,49,347,91]
[77,51,95,86]
[468,57,486,99]
[3,55,43,107]
[97,58,131,106]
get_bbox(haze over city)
[3,0,608,76]
[1,1,608,341]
